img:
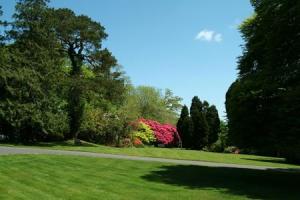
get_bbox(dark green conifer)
[190,96,209,149]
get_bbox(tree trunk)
[67,46,84,144]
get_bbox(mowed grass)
[0,155,299,200]
[1,141,300,169]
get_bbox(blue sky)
[1,0,253,118]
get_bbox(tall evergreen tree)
[202,100,210,115]
[177,105,192,148]
[0,0,68,142]
[206,105,220,146]
[190,96,209,149]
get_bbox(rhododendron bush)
[132,122,156,144]
[133,138,143,147]
[131,118,181,147]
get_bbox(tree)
[0,0,68,142]
[206,105,220,146]
[201,100,220,146]
[0,0,128,144]
[190,96,209,149]
[219,120,229,151]
[0,5,5,45]
[202,100,210,114]
[51,8,118,143]
[226,0,300,162]
[0,6,6,43]
[177,105,192,148]
[1,0,124,144]
[163,89,183,113]
[135,86,165,121]
[122,86,181,124]
[226,80,268,151]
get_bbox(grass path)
[0,146,286,170]
[1,141,300,168]
[0,155,299,200]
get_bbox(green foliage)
[0,6,6,43]
[0,62,68,142]
[0,0,69,142]
[80,106,104,137]
[80,104,130,145]
[224,146,239,154]
[50,7,117,141]
[177,97,220,150]
[206,105,220,146]
[0,0,183,145]
[0,0,127,144]
[176,105,192,148]
[208,120,229,152]
[226,0,300,162]
[190,96,209,149]
[135,86,167,121]
[218,120,229,150]
[122,86,182,124]
[163,89,183,113]
[132,122,156,144]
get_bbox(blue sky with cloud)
[0,0,254,118]
[195,29,223,42]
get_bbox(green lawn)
[0,155,299,200]
[1,141,300,168]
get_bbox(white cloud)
[195,29,222,42]
[195,30,214,41]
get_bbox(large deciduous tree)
[226,0,300,162]
[122,86,181,124]
[163,89,183,113]
[51,8,118,143]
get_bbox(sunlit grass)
[1,140,300,168]
[0,155,299,200]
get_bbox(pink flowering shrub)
[137,118,181,146]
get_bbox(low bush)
[132,122,156,144]
[133,138,144,148]
[138,118,181,147]
[224,146,240,154]
[120,138,132,147]
[79,105,130,145]
[205,141,224,152]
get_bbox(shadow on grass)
[142,165,300,200]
